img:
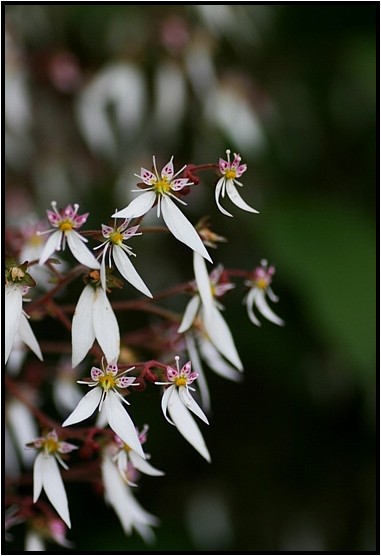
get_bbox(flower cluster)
[5,151,284,549]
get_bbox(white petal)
[38,231,62,265]
[33,452,44,502]
[167,389,211,462]
[226,181,259,214]
[17,313,43,360]
[112,191,156,219]
[104,390,145,459]
[71,285,96,367]
[178,386,209,424]
[215,178,233,217]
[177,295,200,333]
[255,289,285,326]
[40,454,71,527]
[267,285,280,303]
[92,288,120,364]
[184,332,211,412]
[62,387,102,427]
[204,305,243,371]
[5,284,22,363]
[66,231,100,269]
[113,245,152,298]
[193,252,213,319]
[245,288,262,326]
[161,385,175,425]
[25,530,45,551]
[102,455,133,535]
[129,451,165,477]
[161,196,212,262]
[198,336,243,382]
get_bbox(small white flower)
[5,281,42,364]
[112,426,164,486]
[101,452,159,543]
[244,259,284,326]
[71,281,120,368]
[38,202,100,269]
[27,430,78,528]
[215,149,259,217]
[94,218,152,297]
[62,359,145,459]
[112,156,212,262]
[155,356,210,462]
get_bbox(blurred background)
[4,4,377,552]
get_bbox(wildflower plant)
[4,150,284,548]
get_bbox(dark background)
[4,4,378,552]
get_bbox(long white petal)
[92,288,120,364]
[38,231,62,265]
[113,245,152,298]
[244,288,262,326]
[204,305,243,371]
[167,389,211,462]
[40,455,71,527]
[71,285,96,368]
[193,252,213,319]
[17,313,43,360]
[112,191,156,219]
[215,178,233,217]
[161,385,175,425]
[226,181,259,214]
[178,386,209,424]
[62,387,102,427]
[185,332,211,412]
[198,336,243,382]
[25,530,45,551]
[5,284,22,363]
[104,391,145,459]
[161,196,212,263]
[177,295,200,333]
[33,452,44,502]
[67,231,100,269]
[102,455,133,535]
[255,289,285,326]
[129,451,165,477]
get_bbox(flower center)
[155,179,171,195]
[43,437,59,454]
[98,374,116,391]
[10,267,25,281]
[225,169,236,180]
[255,278,269,289]
[59,220,73,232]
[110,231,123,245]
[175,377,187,387]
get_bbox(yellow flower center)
[155,179,171,195]
[175,377,187,387]
[98,374,117,391]
[255,278,269,289]
[59,221,73,232]
[110,231,124,245]
[43,437,59,454]
[10,267,25,281]
[225,169,236,179]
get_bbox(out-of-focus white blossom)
[112,156,212,262]
[244,259,284,326]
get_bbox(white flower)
[215,149,259,217]
[94,218,152,297]
[38,202,100,269]
[27,430,78,528]
[62,359,145,459]
[112,156,212,262]
[5,281,42,364]
[101,453,159,543]
[244,259,284,326]
[71,282,120,368]
[112,426,164,486]
[178,253,243,372]
[155,356,210,462]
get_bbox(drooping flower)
[93,218,152,297]
[38,202,100,269]
[243,259,284,326]
[5,261,42,364]
[27,430,78,528]
[155,356,210,462]
[215,149,258,217]
[112,156,212,262]
[71,273,120,368]
[62,359,145,459]
[101,452,159,543]
[112,426,164,486]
